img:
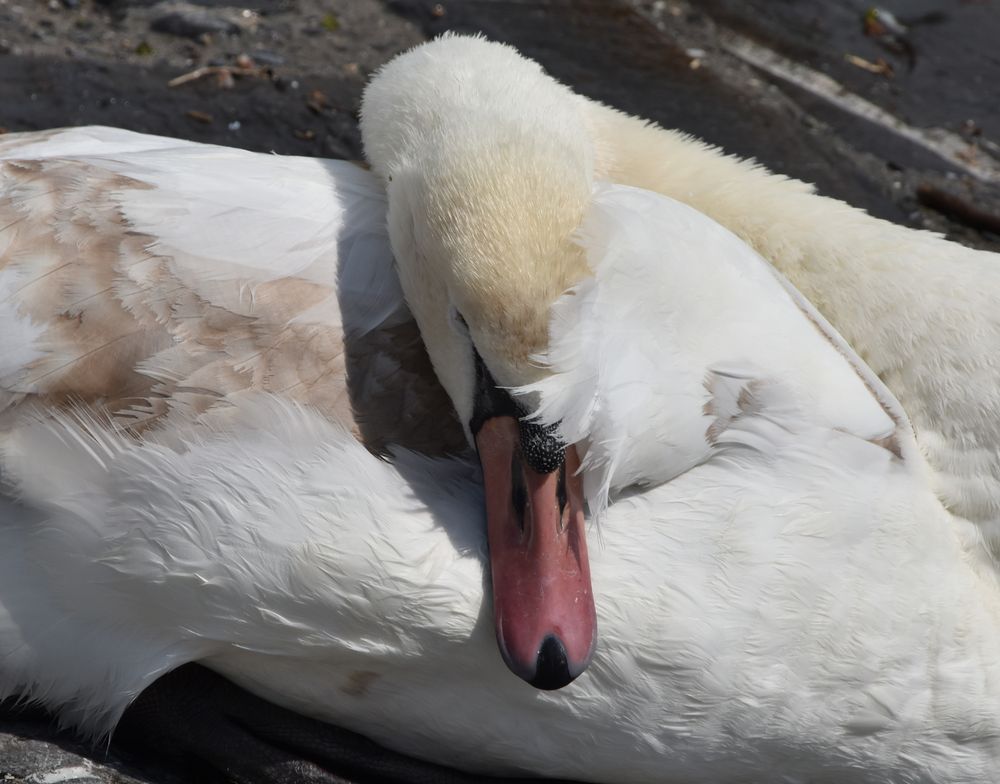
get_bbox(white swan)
[6,177,998,783]
[360,33,1000,686]
[0,33,999,782]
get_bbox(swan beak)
[476,417,597,689]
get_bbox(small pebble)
[251,49,285,66]
[151,3,240,39]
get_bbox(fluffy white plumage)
[523,184,905,518]
[581,90,1000,547]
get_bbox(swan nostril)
[529,635,575,690]
[556,462,567,520]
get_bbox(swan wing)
[0,126,463,454]
[522,183,920,514]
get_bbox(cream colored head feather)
[361,34,594,432]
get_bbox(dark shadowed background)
[1,0,998,781]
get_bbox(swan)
[0,32,998,782]
[5,177,999,784]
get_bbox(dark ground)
[3,0,999,243]
[1,0,999,782]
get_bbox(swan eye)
[449,306,470,337]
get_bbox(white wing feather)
[0,126,417,441]
[520,184,913,517]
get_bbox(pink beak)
[475,416,597,689]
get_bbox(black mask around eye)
[469,347,520,437]
[468,345,565,474]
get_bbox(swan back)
[0,125,465,455]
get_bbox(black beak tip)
[528,634,577,691]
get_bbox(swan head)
[361,35,598,689]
